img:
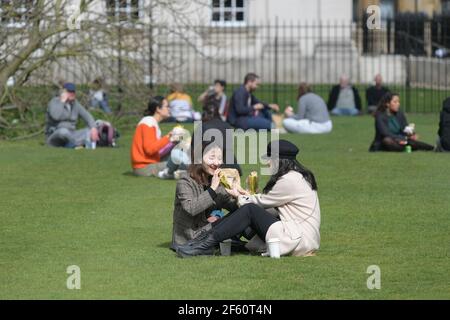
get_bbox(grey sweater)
[293,93,330,123]
[45,97,96,135]
[172,175,238,247]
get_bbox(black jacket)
[438,98,450,151]
[366,86,390,106]
[327,85,362,111]
[227,85,267,126]
[369,110,408,152]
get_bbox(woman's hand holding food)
[211,169,221,191]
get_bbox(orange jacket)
[131,116,170,169]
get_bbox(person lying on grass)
[176,140,321,258]
[369,92,434,152]
[171,141,251,252]
[131,96,190,177]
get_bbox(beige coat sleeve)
[238,175,298,208]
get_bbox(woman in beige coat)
[176,140,321,258]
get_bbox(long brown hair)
[188,141,222,186]
[376,92,398,115]
[297,82,312,100]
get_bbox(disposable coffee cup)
[91,141,97,150]
[220,239,232,256]
[267,238,281,259]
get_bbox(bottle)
[405,145,412,153]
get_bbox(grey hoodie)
[45,96,96,135]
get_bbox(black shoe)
[182,229,210,248]
[176,233,219,258]
[230,238,249,253]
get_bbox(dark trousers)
[381,138,434,152]
[212,203,279,242]
[235,109,272,131]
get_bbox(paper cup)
[91,141,97,150]
[219,239,232,256]
[267,238,281,259]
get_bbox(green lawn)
[0,114,449,299]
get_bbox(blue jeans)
[91,98,112,114]
[331,108,359,116]
[166,148,191,174]
[235,109,273,131]
[46,128,90,148]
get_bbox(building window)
[0,0,34,28]
[106,0,141,22]
[211,0,247,26]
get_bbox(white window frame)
[106,0,143,22]
[0,0,33,28]
[211,0,247,27]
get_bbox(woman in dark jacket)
[437,97,450,152]
[369,93,434,152]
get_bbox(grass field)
[0,114,449,299]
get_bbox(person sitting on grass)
[198,79,228,121]
[369,92,434,152]
[283,82,333,134]
[328,74,362,116]
[171,141,246,252]
[366,74,390,115]
[436,97,450,152]
[88,77,112,114]
[176,140,321,258]
[45,83,99,148]
[131,96,189,177]
[165,83,201,123]
[227,73,280,131]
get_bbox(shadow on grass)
[122,171,139,177]
[158,242,174,250]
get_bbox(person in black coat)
[437,97,450,152]
[369,92,434,152]
[327,75,362,116]
[366,74,390,115]
[192,97,242,175]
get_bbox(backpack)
[95,120,120,147]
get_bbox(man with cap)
[176,139,322,258]
[45,83,99,148]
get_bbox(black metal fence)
[28,16,450,113]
